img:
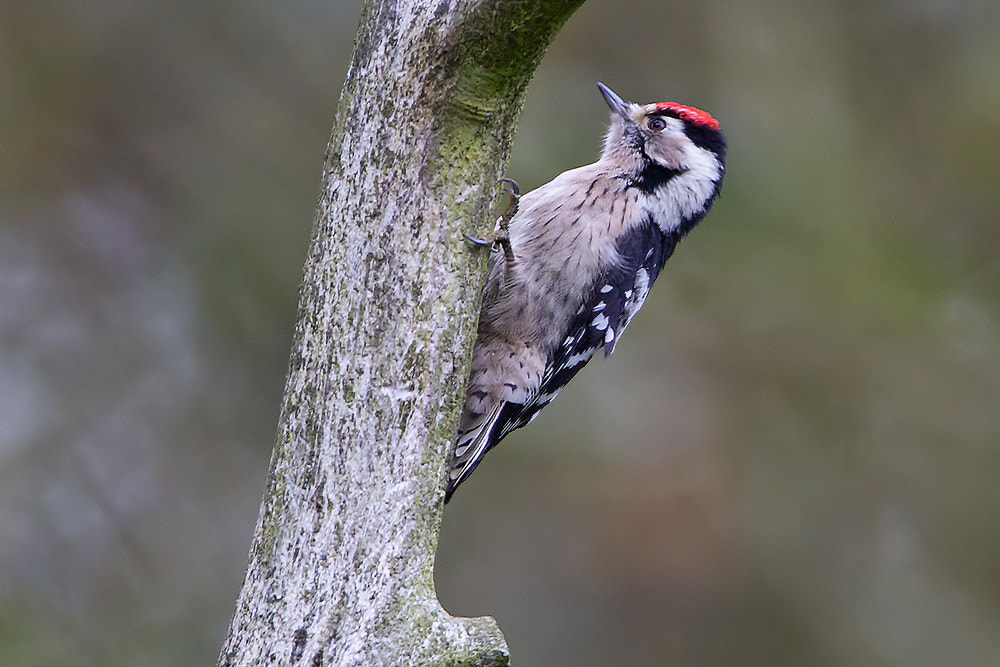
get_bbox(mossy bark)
[217,0,585,665]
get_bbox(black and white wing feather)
[490,219,678,445]
[515,219,678,425]
[445,219,680,502]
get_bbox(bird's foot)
[462,179,519,264]
[499,178,520,221]
[462,227,515,266]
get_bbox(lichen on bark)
[217,1,586,665]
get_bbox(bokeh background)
[2,0,999,664]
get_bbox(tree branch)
[217,0,585,664]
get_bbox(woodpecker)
[446,82,726,502]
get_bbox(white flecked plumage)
[446,83,726,502]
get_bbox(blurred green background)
[2,0,999,664]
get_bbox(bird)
[446,82,726,502]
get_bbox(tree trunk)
[217,0,585,664]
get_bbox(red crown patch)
[653,102,721,131]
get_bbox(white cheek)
[649,146,721,231]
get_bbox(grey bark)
[217,0,585,665]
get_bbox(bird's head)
[597,82,726,191]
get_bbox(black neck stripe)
[627,161,684,195]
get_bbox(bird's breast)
[483,168,644,351]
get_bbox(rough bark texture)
[218,0,585,665]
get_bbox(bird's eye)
[648,117,667,131]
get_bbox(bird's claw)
[463,179,519,264]
[462,231,500,246]
[463,226,513,262]
[499,178,520,221]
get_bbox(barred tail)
[445,401,505,503]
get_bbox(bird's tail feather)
[445,402,505,503]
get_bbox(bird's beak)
[597,82,631,120]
